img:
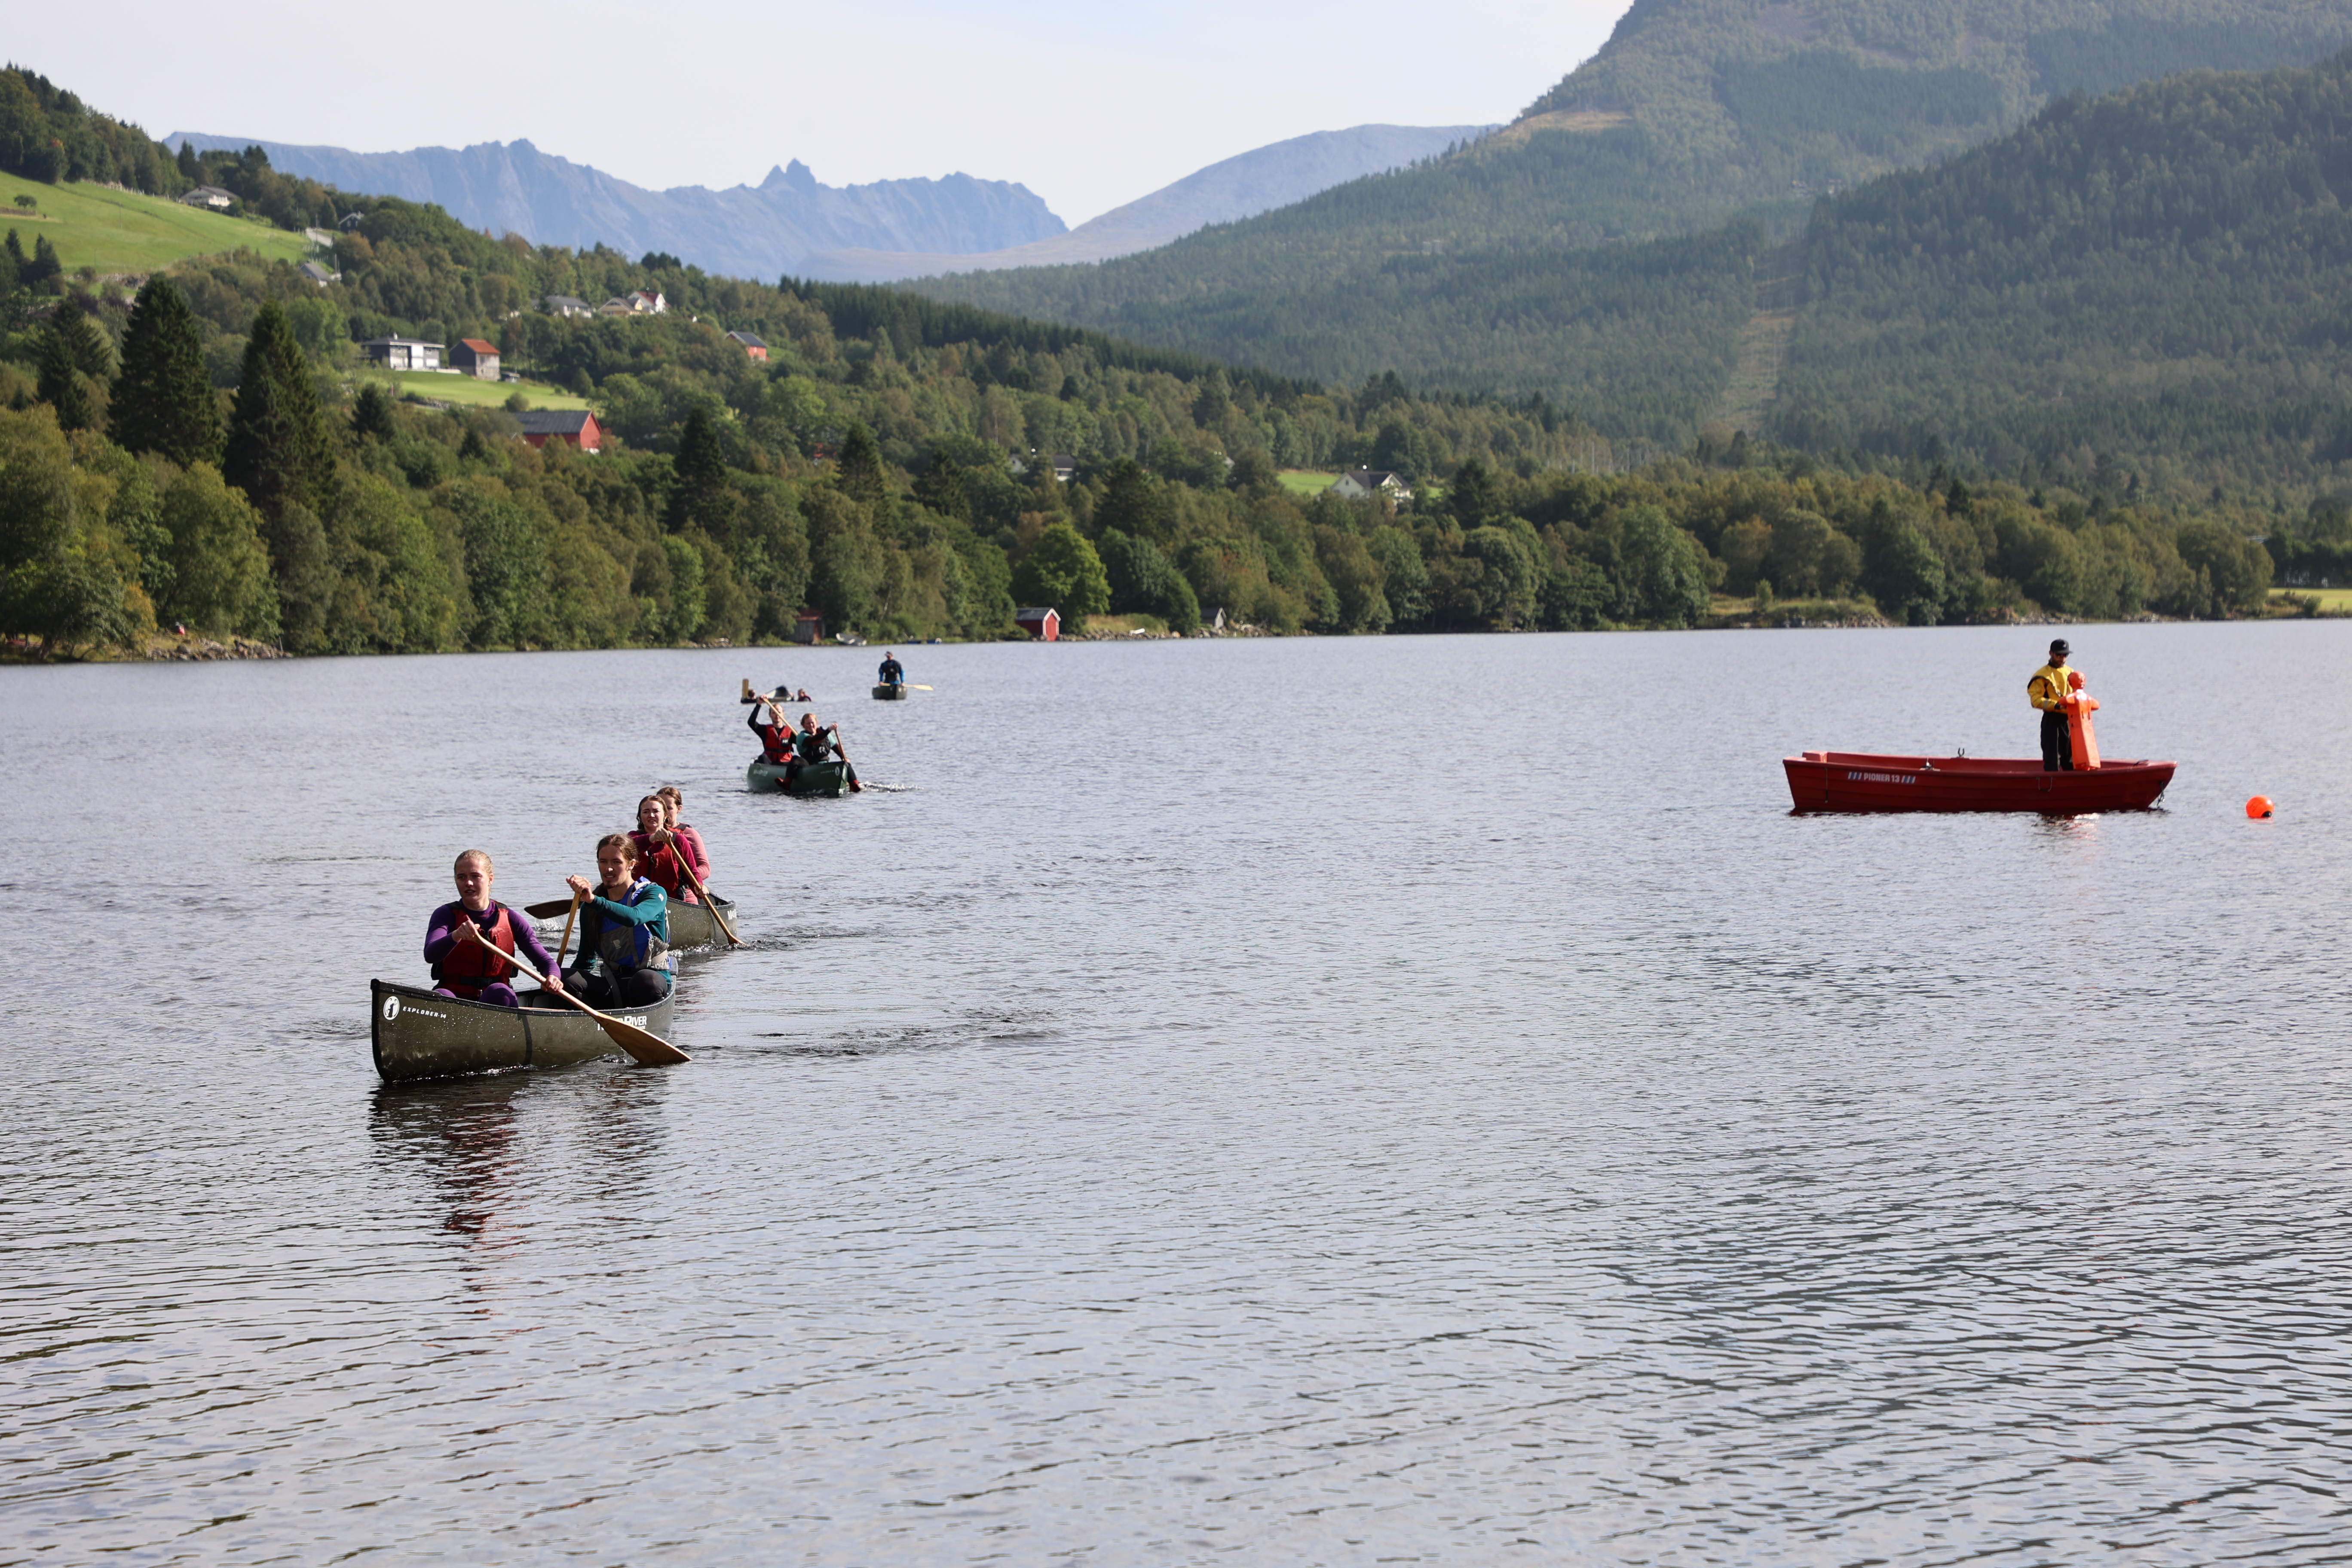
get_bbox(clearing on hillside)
[376,371,590,412]
[0,172,310,275]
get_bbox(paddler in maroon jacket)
[424,849,559,1008]
[2027,637,2076,772]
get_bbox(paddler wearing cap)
[2028,637,2076,772]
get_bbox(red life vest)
[630,831,693,901]
[755,721,792,765]
[439,906,518,994]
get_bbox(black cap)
[2049,638,2070,656]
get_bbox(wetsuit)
[562,879,672,1008]
[877,657,904,687]
[424,901,556,1008]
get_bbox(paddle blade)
[524,898,574,919]
[601,1013,691,1066]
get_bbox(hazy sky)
[16,0,1629,225]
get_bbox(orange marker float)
[2063,670,2102,770]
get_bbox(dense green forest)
[902,0,2352,404]
[1770,51,2352,502]
[0,61,2305,660]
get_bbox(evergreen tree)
[111,279,219,466]
[176,139,200,181]
[668,403,729,529]
[349,382,396,441]
[911,455,970,522]
[34,312,108,435]
[24,234,61,289]
[221,300,334,521]
[833,423,886,502]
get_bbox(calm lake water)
[4,622,2349,1566]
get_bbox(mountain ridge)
[802,123,1496,282]
[166,132,1067,279]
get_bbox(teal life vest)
[586,879,671,974]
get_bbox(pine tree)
[34,313,105,432]
[667,403,729,529]
[111,279,220,466]
[221,300,334,520]
[349,382,396,441]
[176,140,200,182]
[833,423,886,502]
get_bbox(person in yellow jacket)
[2028,637,2075,772]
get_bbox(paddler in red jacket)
[425,849,559,1008]
[628,795,701,903]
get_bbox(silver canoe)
[370,979,676,1084]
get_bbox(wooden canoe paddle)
[459,934,688,1066]
[672,856,743,947]
[554,890,580,965]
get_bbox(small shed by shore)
[1016,606,1060,642]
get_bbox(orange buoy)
[2247,795,2275,818]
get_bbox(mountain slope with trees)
[1770,46,2352,506]
[0,60,2302,662]
[897,0,2352,399]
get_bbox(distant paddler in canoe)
[871,651,931,699]
[745,695,861,795]
[425,848,560,1008]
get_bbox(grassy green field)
[0,172,310,275]
[2268,586,2352,615]
[1277,470,1337,495]
[376,371,591,411]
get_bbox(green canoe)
[371,978,677,1084]
[872,683,909,700]
[747,758,850,796]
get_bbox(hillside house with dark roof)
[515,410,603,454]
[726,331,769,362]
[542,294,594,318]
[359,336,443,371]
[452,339,502,380]
[1331,468,1415,503]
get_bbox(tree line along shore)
[0,67,2336,660]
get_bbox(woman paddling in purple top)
[424,849,560,1008]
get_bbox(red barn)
[1016,606,1060,642]
[515,410,603,454]
[726,331,769,362]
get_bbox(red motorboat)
[1782,751,2177,814]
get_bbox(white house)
[180,185,235,211]
[1331,468,1415,503]
[359,336,444,371]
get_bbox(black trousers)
[563,967,672,1008]
[2040,709,2074,772]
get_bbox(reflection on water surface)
[4,622,2349,1564]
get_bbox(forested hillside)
[1771,48,2352,503]
[0,63,2303,661]
[900,0,2352,406]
